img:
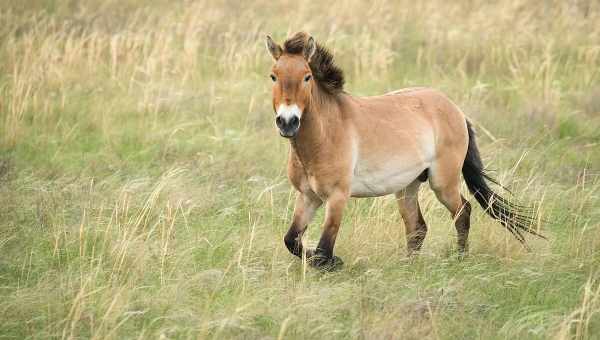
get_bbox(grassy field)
[1,0,600,338]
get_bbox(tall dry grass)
[1,0,600,339]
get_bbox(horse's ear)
[266,35,282,60]
[303,36,316,62]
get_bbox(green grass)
[1,0,600,339]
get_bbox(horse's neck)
[291,90,342,170]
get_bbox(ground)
[1,1,600,339]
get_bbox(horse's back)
[351,86,468,144]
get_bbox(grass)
[1,0,600,338]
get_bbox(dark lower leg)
[309,191,347,269]
[309,226,343,269]
[407,206,428,252]
[432,184,471,255]
[284,193,322,258]
[284,224,306,258]
[314,226,339,259]
[455,197,471,253]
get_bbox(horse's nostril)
[290,116,299,127]
[275,116,283,128]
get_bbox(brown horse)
[266,32,543,269]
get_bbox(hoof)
[308,253,344,271]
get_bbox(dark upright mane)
[283,32,345,94]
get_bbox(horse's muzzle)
[276,115,300,138]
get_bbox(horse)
[265,32,544,269]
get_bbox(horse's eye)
[270,74,277,82]
[304,74,312,82]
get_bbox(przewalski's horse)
[266,32,544,269]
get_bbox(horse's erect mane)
[283,32,345,94]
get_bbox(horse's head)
[266,33,316,138]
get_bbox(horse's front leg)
[309,189,349,270]
[284,191,323,258]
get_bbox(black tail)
[462,121,545,247]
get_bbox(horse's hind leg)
[395,181,427,255]
[431,178,472,254]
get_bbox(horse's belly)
[350,161,426,197]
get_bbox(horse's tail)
[462,121,545,247]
